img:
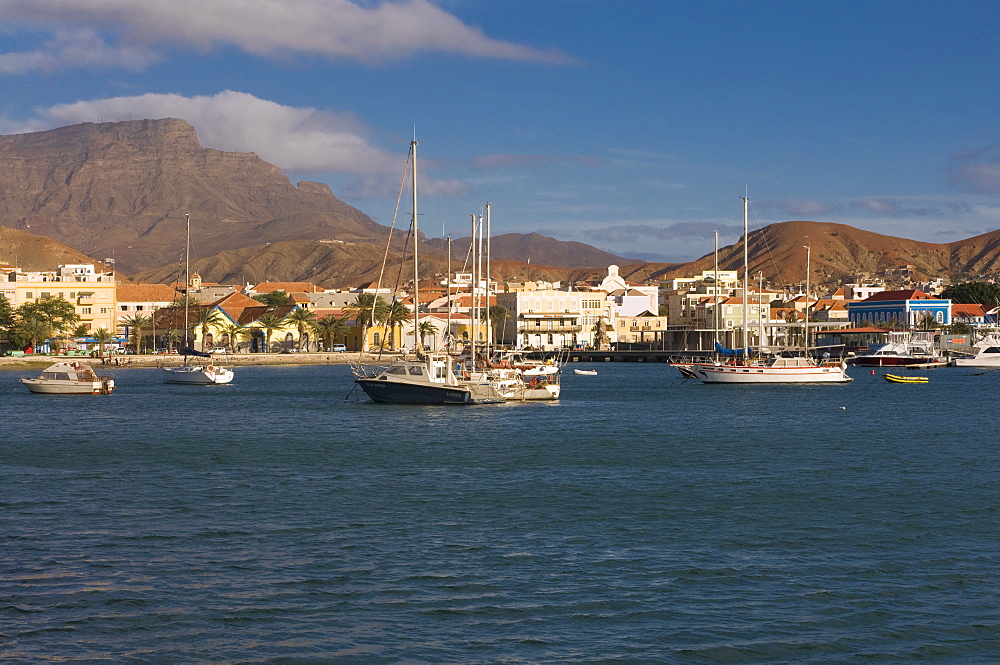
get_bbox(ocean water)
[1,362,998,664]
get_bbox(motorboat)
[21,361,114,394]
[950,338,1000,368]
[573,368,598,375]
[848,334,940,367]
[355,353,504,405]
[162,363,234,385]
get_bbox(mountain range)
[1,118,999,290]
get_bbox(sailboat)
[353,141,504,405]
[161,214,234,385]
[688,198,851,384]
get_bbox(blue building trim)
[846,298,951,327]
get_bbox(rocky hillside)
[0,119,390,274]
[0,227,109,272]
[599,221,1000,288]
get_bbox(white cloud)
[0,28,159,73]
[950,144,1000,194]
[0,0,575,71]
[757,198,839,219]
[4,90,402,176]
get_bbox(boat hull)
[951,356,1000,368]
[21,378,114,394]
[162,365,234,384]
[848,357,929,367]
[691,363,852,383]
[356,378,502,405]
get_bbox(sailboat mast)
[485,203,492,353]
[411,140,419,347]
[713,230,719,350]
[470,213,478,368]
[742,197,749,355]
[803,244,811,357]
[184,213,190,350]
[447,236,452,350]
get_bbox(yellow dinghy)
[883,373,928,384]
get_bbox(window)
[82,307,92,314]
[407,366,424,376]
[121,305,129,311]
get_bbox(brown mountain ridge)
[3,119,1000,290]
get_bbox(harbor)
[3,362,997,662]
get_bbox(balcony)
[518,324,583,333]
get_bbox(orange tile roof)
[117,283,181,301]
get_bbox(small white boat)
[950,338,1000,368]
[21,361,114,394]
[573,368,598,375]
[162,364,234,385]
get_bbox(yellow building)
[2,263,118,334]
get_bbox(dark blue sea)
[2,362,998,663]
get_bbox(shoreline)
[0,352,390,371]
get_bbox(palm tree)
[193,307,223,351]
[485,304,510,342]
[218,322,246,353]
[286,307,317,352]
[417,320,438,350]
[384,300,411,350]
[91,327,114,360]
[254,311,287,353]
[121,314,151,353]
[313,314,349,351]
[10,314,53,352]
[344,293,388,352]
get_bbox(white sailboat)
[161,214,234,385]
[688,198,851,384]
[353,141,504,405]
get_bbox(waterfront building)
[4,263,118,335]
[496,289,584,350]
[846,289,951,327]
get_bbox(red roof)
[862,289,931,301]
[952,303,986,317]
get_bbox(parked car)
[210,347,228,354]
[331,344,347,353]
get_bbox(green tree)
[253,291,289,306]
[172,295,200,308]
[417,320,438,350]
[193,308,223,351]
[915,311,938,330]
[483,304,510,341]
[940,281,1000,308]
[91,327,115,360]
[286,307,317,352]
[121,314,151,353]
[18,296,80,336]
[344,293,388,352]
[384,300,411,349]
[10,315,53,350]
[254,312,287,353]
[218,322,247,352]
[313,314,349,351]
[0,294,15,336]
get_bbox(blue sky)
[2,0,1000,263]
